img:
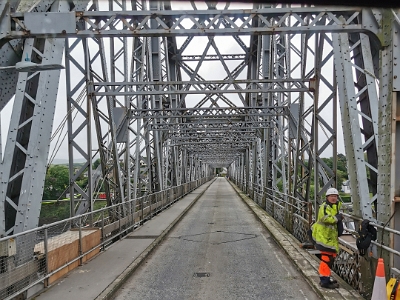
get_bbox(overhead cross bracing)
[92,79,310,95]
[0,1,399,298]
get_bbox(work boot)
[320,281,339,289]
[330,277,338,284]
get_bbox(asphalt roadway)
[113,177,319,300]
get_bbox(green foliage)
[43,165,70,200]
[43,163,90,201]
[77,177,88,189]
[340,193,352,203]
[93,158,101,170]
[321,154,348,189]
[309,185,314,200]
[336,169,346,190]
[39,201,70,225]
[337,153,348,173]
[277,181,283,192]
[39,200,108,225]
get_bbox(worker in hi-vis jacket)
[311,187,343,289]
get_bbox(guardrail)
[0,176,214,300]
[230,178,400,299]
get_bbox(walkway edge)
[227,180,364,300]
[95,178,216,300]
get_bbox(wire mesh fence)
[229,177,400,298]
[0,176,213,300]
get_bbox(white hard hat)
[326,188,339,196]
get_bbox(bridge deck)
[34,178,363,300]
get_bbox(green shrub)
[340,195,352,203]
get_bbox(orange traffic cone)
[371,258,387,300]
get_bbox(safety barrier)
[0,176,214,300]
[229,177,400,299]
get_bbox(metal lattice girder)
[184,143,250,150]
[149,121,274,131]
[391,9,400,272]
[180,54,247,61]
[1,4,399,284]
[1,38,65,235]
[130,106,288,119]
[0,2,9,42]
[5,7,381,42]
[0,0,70,251]
[375,9,400,272]
[332,32,379,221]
[191,147,246,152]
[92,78,310,96]
[170,136,257,144]
[0,39,21,110]
[108,0,133,203]
[170,131,258,138]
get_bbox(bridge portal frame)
[0,1,399,296]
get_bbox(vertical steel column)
[63,0,94,219]
[392,10,400,272]
[261,27,273,208]
[293,28,312,204]
[0,2,68,267]
[332,32,377,220]
[109,0,131,205]
[377,9,400,272]
[311,31,338,212]
[149,1,164,192]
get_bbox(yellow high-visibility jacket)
[312,200,342,253]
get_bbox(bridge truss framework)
[0,0,399,296]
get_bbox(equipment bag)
[356,219,377,256]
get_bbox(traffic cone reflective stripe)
[371,258,387,300]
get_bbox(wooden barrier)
[34,229,101,285]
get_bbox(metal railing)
[230,178,400,299]
[0,176,214,300]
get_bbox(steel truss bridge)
[0,0,399,299]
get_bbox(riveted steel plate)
[25,12,76,34]
[393,24,400,91]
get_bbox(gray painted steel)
[0,1,399,296]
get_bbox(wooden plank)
[33,229,100,285]
[103,221,119,235]
[82,230,101,262]
[133,212,140,223]
[48,242,78,284]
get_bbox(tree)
[337,153,348,173]
[43,165,70,200]
[93,158,101,170]
[321,154,348,188]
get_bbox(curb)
[95,178,216,300]
[227,179,364,300]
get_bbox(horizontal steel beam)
[180,54,247,61]
[3,8,379,46]
[170,137,257,143]
[92,79,310,96]
[149,121,273,131]
[131,106,287,119]
[184,143,249,149]
[170,132,258,139]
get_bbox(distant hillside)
[49,158,87,165]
